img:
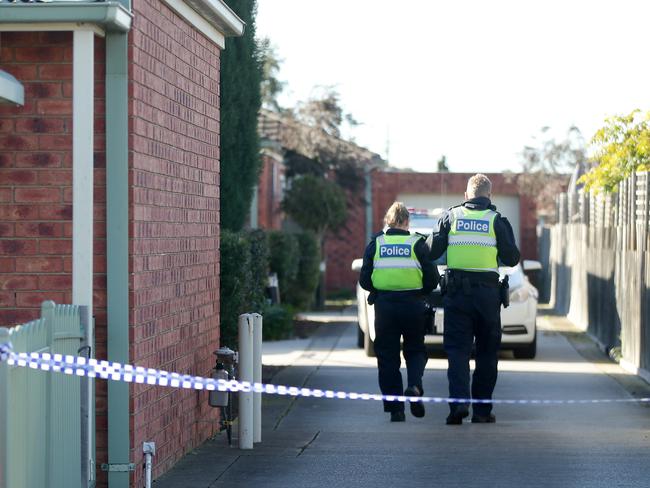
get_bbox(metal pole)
[142,442,155,488]
[238,314,254,450]
[252,313,262,443]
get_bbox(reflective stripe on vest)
[371,233,423,291]
[447,207,498,272]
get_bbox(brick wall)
[0,29,110,481]
[129,0,221,485]
[257,149,284,230]
[325,171,539,293]
[324,191,367,293]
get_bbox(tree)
[580,110,650,193]
[282,88,366,192]
[437,155,449,172]
[220,0,262,231]
[281,174,347,244]
[515,126,584,219]
[282,174,347,308]
[258,37,286,112]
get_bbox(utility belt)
[440,269,510,308]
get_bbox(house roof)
[259,108,387,168]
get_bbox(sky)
[255,0,650,173]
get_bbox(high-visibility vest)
[447,206,498,272]
[371,233,423,291]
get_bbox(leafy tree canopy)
[258,37,286,112]
[515,126,584,219]
[580,110,650,193]
[281,88,365,192]
[281,174,347,241]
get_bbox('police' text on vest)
[456,219,489,233]
[379,244,412,258]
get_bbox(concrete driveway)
[155,314,650,488]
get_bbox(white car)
[352,210,540,359]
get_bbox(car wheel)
[364,329,376,357]
[513,331,537,359]
[357,325,364,348]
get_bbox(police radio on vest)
[379,244,411,257]
[457,219,489,233]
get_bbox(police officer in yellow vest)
[427,174,520,424]
[360,202,439,422]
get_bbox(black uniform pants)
[374,293,427,413]
[443,284,501,416]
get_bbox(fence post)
[0,327,9,488]
[252,313,263,444]
[238,314,254,450]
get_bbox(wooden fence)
[0,301,85,488]
[547,172,650,379]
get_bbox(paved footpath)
[155,314,650,488]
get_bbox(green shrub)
[246,229,269,313]
[262,304,295,341]
[285,231,320,310]
[220,230,252,347]
[267,231,299,301]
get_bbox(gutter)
[0,2,132,32]
[184,0,245,36]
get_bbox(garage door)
[396,192,521,245]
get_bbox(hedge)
[220,229,321,347]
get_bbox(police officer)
[360,202,439,422]
[427,174,519,424]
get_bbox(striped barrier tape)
[1,342,649,406]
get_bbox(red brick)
[14,47,65,63]
[38,32,71,45]
[39,204,72,220]
[63,257,72,273]
[0,223,14,237]
[15,187,61,203]
[0,240,38,255]
[0,275,38,290]
[0,135,38,150]
[39,240,72,255]
[0,291,15,307]
[0,309,39,326]
[38,64,72,80]
[15,118,66,134]
[0,169,37,184]
[2,64,38,81]
[0,153,13,168]
[0,205,39,220]
[38,275,72,290]
[24,82,63,99]
[16,256,64,273]
[36,100,72,115]
[38,134,72,151]
[0,46,12,62]
[0,258,15,273]
[1,32,39,47]
[0,119,14,132]
[16,222,63,237]
[37,170,71,186]
[15,152,63,168]
[16,291,65,307]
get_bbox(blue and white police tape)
[1,342,649,406]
